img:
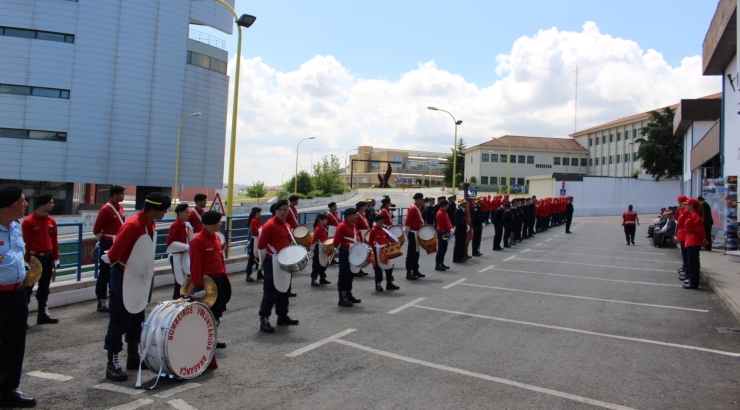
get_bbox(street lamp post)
[427,107,462,195]
[344,148,358,200]
[211,0,256,216]
[173,112,201,215]
[310,149,320,174]
[295,137,316,194]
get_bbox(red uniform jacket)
[311,224,328,245]
[405,205,424,231]
[675,208,686,242]
[435,209,453,232]
[108,211,156,266]
[189,230,226,287]
[368,225,389,248]
[250,217,261,237]
[333,221,361,251]
[683,210,706,248]
[188,208,206,233]
[355,213,370,231]
[22,211,59,260]
[257,217,292,256]
[380,208,393,227]
[93,200,125,238]
[286,205,299,229]
[166,218,188,247]
[326,211,340,227]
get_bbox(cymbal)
[223,276,232,305]
[180,275,217,308]
[23,256,43,287]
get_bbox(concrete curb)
[701,264,740,320]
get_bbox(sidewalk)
[699,250,740,320]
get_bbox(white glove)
[482,223,485,229]
[101,252,110,264]
[185,245,190,251]
[466,225,470,233]
[185,222,192,229]
[54,260,60,268]
[193,290,206,299]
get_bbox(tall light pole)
[310,149,320,174]
[344,148,358,200]
[279,172,284,186]
[211,0,256,216]
[295,137,316,194]
[428,107,462,195]
[173,112,201,215]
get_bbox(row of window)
[0,26,74,43]
[187,51,227,74]
[0,128,67,142]
[553,158,588,166]
[535,164,552,169]
[481,153,535,164]
[480,177,526,186]
[0,84,70,99]
[591,154,637,166]
[589,130,646,146]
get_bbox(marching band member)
[257,200,299,333]
[189,211,229,347]
[453,198,467,262]
[21,194,59,325]
[246,207,263,282]
[435,199,453,271]
[379,198,394,228]
[101,192,170,382]
[0,185,37,408]
[188,193,207,234]
[326,202,340,265]
[166,203,191,299]
[365,198,377,228]
[333,208,362,307]
[368,215,400,291]
[404,193,425,280]
[93,185,126,313]
[286,195,299,229]
[471,196,483,256]
[309,214,332,287]
[351,201,370,277]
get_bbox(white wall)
[724,55,740,177]
[559,176,679,217]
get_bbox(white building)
[674,98,721,196]
[463,135,588,192]
[0,0,233,213]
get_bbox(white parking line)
[411,305,740,357]
[442,278,468,289]
[387,297,426,314]
[545,239,552,241]
[167,399,198,410]
[520,248,530,254]
[27,371,73,381]
[153,382,201,398]
[457,283,708,312]
[503,255,517,261]
[535,243,542,246]
[93,383,145,396]
[554,235,559,237]
[332,339,634,410]
[285,329,358,357]
[107,399,153,410]
[537,245,669,256]
[511,258,674,272]
[477,265,495,273]
[486,267,681,287]
[527,250,682,263]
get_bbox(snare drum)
[348,243,372,268]
[389,225,405,246]
[140,300,217,381]
[322,238,335,255]
[417,225,438,254]
[277,244,309,273]
[293,225,312,249]
[379,244,403,265]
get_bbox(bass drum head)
[181,252,191,276]
[348,243,370,266]
[389,225,404,238]
[277,245,308,266]
[418,225,437,241]
[122,234,155,314]
[293,225,310,238]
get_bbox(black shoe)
[442,264,450,269]
[260,316,275,333]
[216,342,227,349]
[289,292,297,298]
[493,248,501,251]
[414,271,425,278]
[473,253,482,257]
[97,299,109,313]
[246,276,255,283]
[435,265,446,271]
[386,282,400,290]
[277,315,299,325]
[256,270,264,280]
[311,280,319,287]
[504,245,511,248]
[37,306,59,325]
[406,273,418,280]
[631,241,635,245]
[106,351,128,382]
[125,344,140,370]
[453,259,463,263]
[376,284,384,291]
[353,273,364,278]
[0,390,37,408]
[347,291,361,303]
[319,278,331,285]
[565,231,571,234]
[683,283,698,289]
[626,242,630,246]
[338,291,353,307]
[678,275,687,281]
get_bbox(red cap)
[677,195,688,203]
[686,198,700,207]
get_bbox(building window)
[187,51,228,74]
[589,158,593,166]
[595,137,599,145]
[482,153,489,162]
[370,161,380,169]
[617,132,621,141]
[580,158,587,166]
[0,27,74,43]
[510,178,516,186]
[510,155,516,163]
[609,134,614,143]
[571,158,579,166]
[553,157,561,166]
[589,138,593,146]
[625,130,630,139]
[562,158,570,166]
[633,154,638,162]
[481,176,488,185]
[0,84,70,99]
[602,135,606,144]
[518,155,525,163]
[491,153,498,162]
[616,155,621,163]
[0,128,66,142]
[624,153,629,162]
[471,156,473,163]
[595,158,599,166]
[603,156,606,164]
[517,178,525,185]
[527,155,534,164]
[501,154,507,163]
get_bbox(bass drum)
[348,243,372,268]
[140,300,217,382]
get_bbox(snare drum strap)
[383,228,399,242]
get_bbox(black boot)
[414,270,426,278]
[386,282,400,290]
[246,275,255,283]
[256,269,264,280]
[217,342,227,349]
[126,344,140,370]
[277,315,299,325]
[319,277,331,285]
[347,291,361,304]
[0,390,36,408]
[338,291,353,307]
[106,351,128,382]
[37,304,59,324]
[406,272,418,281]
[97,299,109,313]
[260,316,275,333]
[311,279,319,287]
[375,283,384,291]
[435,264,446,271]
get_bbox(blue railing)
[57,222,83,281]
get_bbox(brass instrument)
[22,256,43,287]
[180,275,218,308]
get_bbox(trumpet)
[442,233,449,241]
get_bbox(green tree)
[442,138,466,186]
[312,155,344,195]
[469,176,477,186]
[245,181,267,198]
[283,171,313,195]
[635,107,680,181]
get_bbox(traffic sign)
[513,183,520,190]
[210,192,225,216]
[560,189,566,196]
[469,189,478,196]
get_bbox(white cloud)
[225,21,719,186]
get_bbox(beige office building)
[346,145,448,188]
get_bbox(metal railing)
[57,222,83,281]
[189,28,227,50]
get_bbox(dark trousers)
[647,225,655,238]
[453,229,466,261]
[25,253,53,306]
[104,265,144,353]
[624,225,636,243]
[529,219,535,236]
[493,224,503,249]
[679,242,688,270]
[503,226,511,246]
[653,232,668,247]
[209,275,228,321]
[565,216,572,232]
[258,257,290,318]
[373,252,394,284]
[704,225,712,250]
[405,232,420,273]
[246,238,258,275]
[686,245,701,286]
[168,255,181,300]
[337,249,354,291]
[0,286,28,393]
[472,227,482,253]
[436,232,448,265]
[96,239,113,300]
[310,245,327,280]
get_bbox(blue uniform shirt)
[0,220,26,285]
